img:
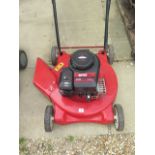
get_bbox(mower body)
[33,49,118,125]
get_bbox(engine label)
[74,72,96,82]
[74,77,95,82]
[74,72,96,77]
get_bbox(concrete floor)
[19,0,134,139]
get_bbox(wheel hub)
[114,108,119,129]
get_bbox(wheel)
[113,104,124,131]
[107,44,115,65]
[19,50,28,70]
[44,105,54,132]
[51,46,58,66]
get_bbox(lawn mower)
[33,0,124,132]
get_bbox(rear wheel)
[51,46,58,66]
[113,104,124,131]
[44,105,54,132]
[107,45,115,65]
[19,50,28,70]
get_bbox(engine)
[59,49,106,101]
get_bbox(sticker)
[78,108,84,113]
[54,62,64,71]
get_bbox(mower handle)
[51,0,111,53]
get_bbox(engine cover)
[59,49,100,98]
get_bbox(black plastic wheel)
[107,45,115,65]
[113,104,124,131]
[51,46,58,66]
[19,50,28,70]
[44,105,54,132]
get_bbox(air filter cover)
[70,49,95,70]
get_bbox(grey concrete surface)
[111,61,135,134]
[20,0,132,67]
[19,0,134,139]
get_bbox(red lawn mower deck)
[33,0,124,132]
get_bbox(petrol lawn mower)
[33,0,124,132]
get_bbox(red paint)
[33,49,118,125]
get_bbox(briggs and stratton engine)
[59,49,106,101]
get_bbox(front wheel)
[113,104,124,131]
[44,105,54,132]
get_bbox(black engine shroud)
[59,49,100,97]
